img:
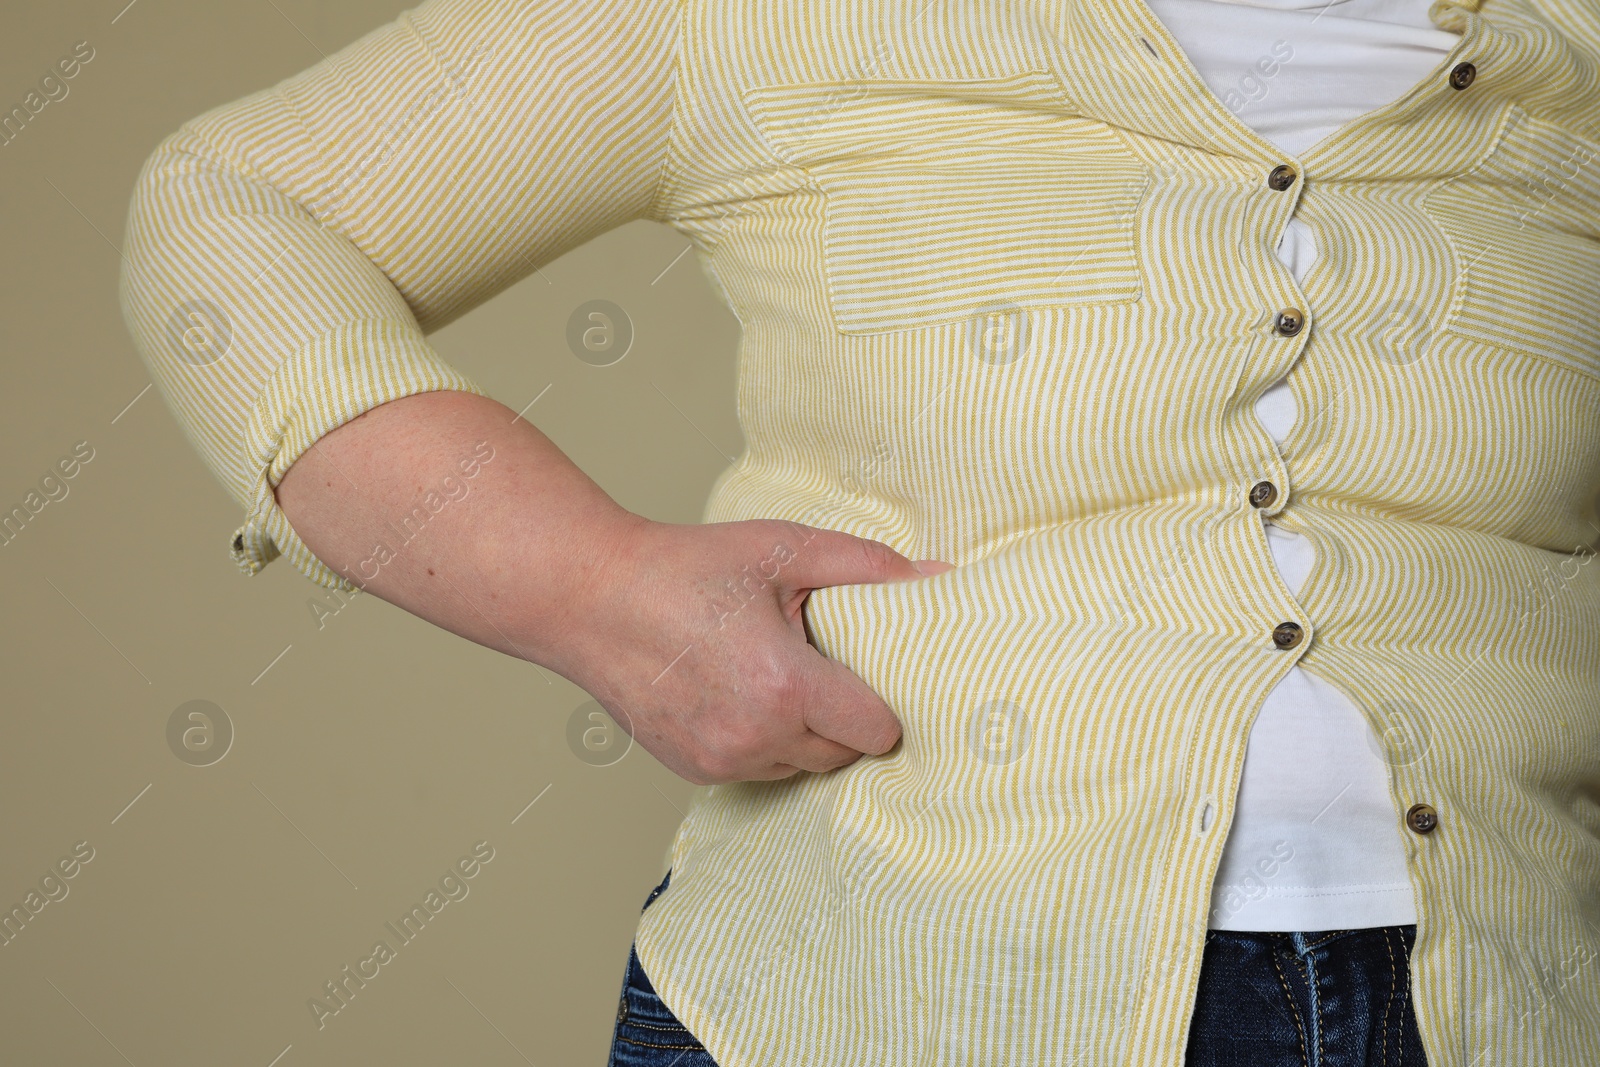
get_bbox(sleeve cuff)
[227,319,485,593]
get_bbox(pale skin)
[274,388,954,786]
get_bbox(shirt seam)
[1218,883,1416,898]
[646,0,694,222]
[168,112,263,186]
[178,88,357,262]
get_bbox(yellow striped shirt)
[118,0,1600,1063]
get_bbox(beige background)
[0,2,736,1063]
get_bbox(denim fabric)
[606,869,720,1067]
[607,870,1428,1066]
[1184,925,1430,1066]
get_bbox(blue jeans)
[607,869,719,1067]
[607,869,1430,1066]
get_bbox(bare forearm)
[274,389,643,673]
[275,388,952,785]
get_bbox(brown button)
[1274,308,1305,337]
[1267,164,1297,191]
[1271,621,1303,649]
[1249,480,1279,508]
[1449,62,1476,91]
[1406,802,1439,834]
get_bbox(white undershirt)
[1140,0,1462,930]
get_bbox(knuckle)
[831,749,866,771]
[693,749,738,784]
[698,714,768,776]
[750,649,802,705]
[769,517,810,545]
[720,719,769,763]
[855,537,898,581]
[772,662,808,705]
[805,744,857,773]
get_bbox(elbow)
[119,114,265,374]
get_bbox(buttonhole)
[1197,797,1216,834]
[1138,36,1158,58]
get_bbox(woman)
[119,0,1600,1063]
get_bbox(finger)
[685,761,801,786]
[788,555,956,643]
[779,526,924,590]
[740,762,806,782]
[777,731,872,774]
[792,650,903,757]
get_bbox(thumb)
[782,533,953,647]
[782,526,925,590]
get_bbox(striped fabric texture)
[118,0,1600,1064]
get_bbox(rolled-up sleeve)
[117,0,687,593]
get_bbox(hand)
[551,516,954,785]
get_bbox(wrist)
[502,503,656,673]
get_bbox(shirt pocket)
[1422,106,1600,383]
[740,71,1150,335]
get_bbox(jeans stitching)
[1381,927,1399,1067]
[1289,933,1326,1067]
[624,1016,698,1035]
[615,1034,707,1052]
[1303,928,1353,951]
[1302,950,1324,1067]
[1397,926,1418,1061]
[1270,945,1314,1067]
[625,951,701,1038]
